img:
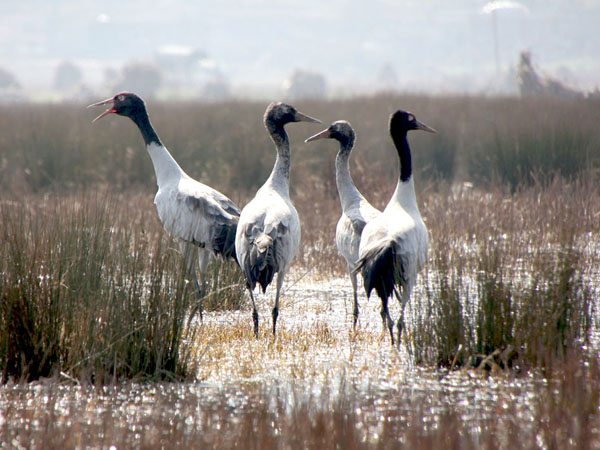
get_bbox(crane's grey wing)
[347,200,380,236]
[209,188,241,217]
[236,196,299,292]
[156,181,240,259]
[336,214,361,269]
[337,200,381,269]
[348,212,367,236]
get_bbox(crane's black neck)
[128,107,162,147]
[266,121,290,150]
[337,133,355,155]
[390,130,412,182]
[265,120,291,185]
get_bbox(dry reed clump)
[201,257,246,312]
[0,190,241,383]
[410,176,599,370]
[2,96,598,196]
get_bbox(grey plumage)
[235,102,320,337]
[305,120,381,328]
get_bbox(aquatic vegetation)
[0,96,599,447]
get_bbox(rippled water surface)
[1,273,598,447]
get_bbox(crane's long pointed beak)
[415,119,437,134]
[305,128,331,142]
[295,111,322,124]
[87,97,116,122]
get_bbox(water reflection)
[1,273,597,446]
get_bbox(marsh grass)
[469,120,598,191]
[2,96,598,195]
[201,257,246,312]
[411,177,598,370]
[0,191,203,382]
[1,96,599,383]
[0,182,598,447]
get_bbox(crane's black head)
[304,120,355,150]
[89,92,161,146]
[389,110,436,182]
[88,92,147,122]
[264,102,321,128]
[389,110,437,137]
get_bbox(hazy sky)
[2,0,599,96]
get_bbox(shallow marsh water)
[3,272,596,448]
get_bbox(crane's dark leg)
[247,288,259,338]
[188,278,204,322]
[350,271,360,329]
[397,310,405,350]
[272,271,285,336]
[182,243,205,326]
[272,306,279,335]
[194,249,210,322]
[380,296,395,347]
[394,287,408,350]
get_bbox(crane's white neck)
[335,149,363,211]
[146,142,185,187]
[386,176,421,214]
[125,105,185,188]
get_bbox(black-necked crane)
[236,102,320,337]
[355,110,436,348]
[89,92,240,321]
[305,120,380,329]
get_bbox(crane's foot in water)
[397,320,403,349]
[253,309,259,338]
[272,306,279,335]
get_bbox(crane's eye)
[118,94,125,102]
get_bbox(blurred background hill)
[1,0,599,102]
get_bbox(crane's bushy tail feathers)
[213,222,239,265]
[244,232,276,293]
[356,241,406,301]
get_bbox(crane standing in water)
[236,102,320,337]
[89,92,240,322]
[305,120,380,329]
[355,110,436,347]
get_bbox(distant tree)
[0,67,23,101]
[113,62,163,98]
[376,63,399,91]
[517,51,583,99]
[283,69,327,100]
[53,61,83,91]
[200,78,231,101]
[0,67,20,89]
